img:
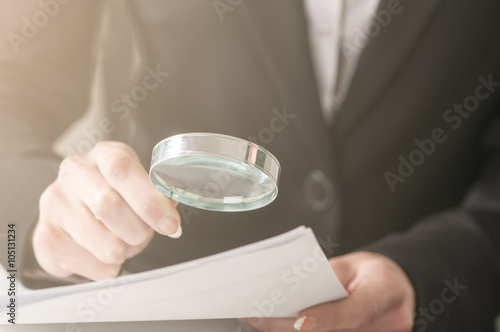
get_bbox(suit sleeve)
[0,1,100,287]
[363,116,500,331]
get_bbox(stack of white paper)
[0,226,348,324]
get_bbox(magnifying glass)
[149,133,281,212]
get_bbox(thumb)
[328,256,357,289]
[292,286,386,331]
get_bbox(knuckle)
[32,223,53,254]
[39,184,56,211]
[33,225,72,278]
[91,189,122,220]
[36,223,62,255]
[103,149,134,179]
[98,236,127,265]
[128,227,153,247]
[127,229,154,256]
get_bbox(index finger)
[91,141,181,237]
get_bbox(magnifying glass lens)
[150,133,280,212]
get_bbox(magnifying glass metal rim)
[149,132,281,211]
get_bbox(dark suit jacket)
[1,0,500,331]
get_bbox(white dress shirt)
[303,0,380,123]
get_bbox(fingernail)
[168,224,182,239]
[158,217,181,237]
[293,316,307,331]
[293,316,318,331]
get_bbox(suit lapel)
[237,1,342,238]
[334,0,445,137]
[237,0,319,109]
[236,0,444,152]
[237,0,336,167]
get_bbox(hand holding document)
[1,226,347,324]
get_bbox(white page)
[0,227,348,324]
